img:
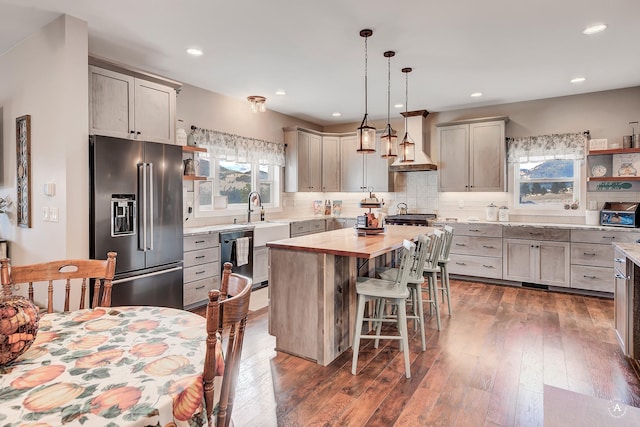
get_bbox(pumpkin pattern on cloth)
[0,306,208,426]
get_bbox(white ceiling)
[1,0,639,126]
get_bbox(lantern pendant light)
[399,67,415,162]
[357,29,376,153]
[381,51,398,158]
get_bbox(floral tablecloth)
[0,306,208,427]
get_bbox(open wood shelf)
[183,175,207,181]
[588,147,640,156]
[182,145,207,153]
[588,176,640,182]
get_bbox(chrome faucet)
[247,191,261,223]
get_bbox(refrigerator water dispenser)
[111,195,136,236]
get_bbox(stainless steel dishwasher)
[219,228,254,285]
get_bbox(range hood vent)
[389,110,438,172]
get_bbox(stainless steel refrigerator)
[89,135,184,309]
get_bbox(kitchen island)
[267,225,430,365]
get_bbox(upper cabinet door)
[89,65,177,144]
[438,124,469,191]
[89,66,134,139]
[340,136,365,192]
[322,136,340,192]
[470,121,505,191]
[284,130,322,192]
[134,79,176,144]
[438,118,507,192]
[365,134,392,193]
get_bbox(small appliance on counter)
[600,202,640,228]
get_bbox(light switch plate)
[42,207,49,221]
[49,207,59,222]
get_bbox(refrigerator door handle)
[138,162,148,252]
[148,162,154,250]
[111,265,183,285]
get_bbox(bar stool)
[351,239,416,379]
[437,225,454,314]
[418,229,444,330]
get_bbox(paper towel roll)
[585,210,600,225]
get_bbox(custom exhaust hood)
[389,109,438,172]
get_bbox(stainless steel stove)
[385,213,436,226]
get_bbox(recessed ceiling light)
[570,77,586,83]
[186,48,203,57]
[470,92,483,97]
[394,103,404,109]
[332,112,341,117]
[583,24,607,35]
[275,90,286,96]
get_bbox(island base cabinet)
[268,248,356,365]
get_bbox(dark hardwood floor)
[194,280,640,426]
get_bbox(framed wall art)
[16,115,31,228]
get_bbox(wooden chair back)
[424,229,445,271]
[0,252,117,313]
[203,262,252,427]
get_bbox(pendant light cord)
[386,54,391,127]
[364,35,369,117]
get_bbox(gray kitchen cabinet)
[89,65,177,144]
[503,226,570,287]
[570,229,640,293]
[340,134,393,192]
[290,219,326,237]
[253,246,269,284]
[328,218,357,230]
[437,117,507,192]
[322,136,341,191]
[284,129,322,192]
[447,223,503,280]
[183,232,220,309]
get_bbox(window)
[195,151,280,214]
[514,157,581,209]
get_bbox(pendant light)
[399,67,415,162]
[356,29,376,153]
[380,51,398,158]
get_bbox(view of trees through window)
[517,159,575,205]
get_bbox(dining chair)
[351,239,416,379]
[437,225,454,314]
[203,262,252,427]
[0,252,117,313]
[376,234,433,351]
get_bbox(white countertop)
[433,218,638,232]
[183,216,356,235]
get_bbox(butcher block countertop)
[266,225,430,258]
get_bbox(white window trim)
[510,159,586,217]
[194,159,283,219]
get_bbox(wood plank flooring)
[193,279,640,426]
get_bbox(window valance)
[507,132,587,163]
[191,127,285,167]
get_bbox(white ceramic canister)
[176,120,187,146]
[485,203,498,221]
[498,206,509,222]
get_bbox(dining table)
[0,305,208,427]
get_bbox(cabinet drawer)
[570,265,614,292]
[503,226,569,241]
[572,229,640,244]
[184,247,219,268]
[453,223,502,238]
[290,221,310,236]
[184,233,219,251]
[450,236,502,257]
[449,254,503,279]
[570,243,612,267]
[308,219,326,233]
[184,276,220,307]
[184,261,219,283]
